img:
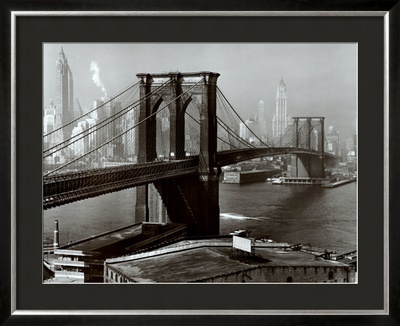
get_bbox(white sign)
[233,236,254,253]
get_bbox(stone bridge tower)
[134,72,221,236]
[291,117,326,178]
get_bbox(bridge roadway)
[216,147,332,167]
[43,147,334,209]
[43,159,199,209]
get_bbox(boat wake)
[220,213,270,221]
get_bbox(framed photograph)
[2,1,399,325]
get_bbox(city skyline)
[43,43,357,142]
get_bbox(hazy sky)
[43,43,357,142]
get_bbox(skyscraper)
[258,100,268,142]
[92,98,124,159]
[325,126,340,156]
[43,99,63,151]
[55,47,74,141]
[240,117,260,145]
[272,78,290,139]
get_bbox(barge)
[223,168,281,184]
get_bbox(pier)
[321,178,356,188]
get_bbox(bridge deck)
[43,148,336,209]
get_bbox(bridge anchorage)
[43,70,337,237]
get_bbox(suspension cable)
[215,93,255,149]
[44,77,205,176]
[185,110,240,150]
[44,79,173,157]
[216,117,255,149]
[44,80,141,138]
[216,86,270,148]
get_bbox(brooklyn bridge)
[43,71,336,236]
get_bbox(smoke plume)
[90,61,107,96]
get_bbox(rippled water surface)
[44,181,357,254]
[219,182,357,253]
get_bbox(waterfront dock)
[321,178,356,188]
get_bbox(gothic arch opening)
[184,96,201,157]
[152,97,171,160]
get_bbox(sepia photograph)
[42,43,358,284]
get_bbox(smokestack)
[53,220,59,248]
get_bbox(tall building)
[55,47,75,141]
[92,98,127,160]
[122,109,138,160]
[258,100,268,142]
[345,136,356,152]
[240,116,261,145]
[239,121,247,140]
[156,109,170,158]
[272,78,290,139]
[43,99,63,151]
[325,126,340,156]
[70,118,97,159]
[346,135,357,172]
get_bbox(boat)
[272,177,284,185]
[266,174,282,182]
[223,167,281,184]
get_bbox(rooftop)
[55,223,143,257]
[106,238,351,283]
[54,223,187,259]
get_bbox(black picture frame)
[1,1,399,325]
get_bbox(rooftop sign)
[232,235,254,254]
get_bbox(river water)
[43,181,357,254]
